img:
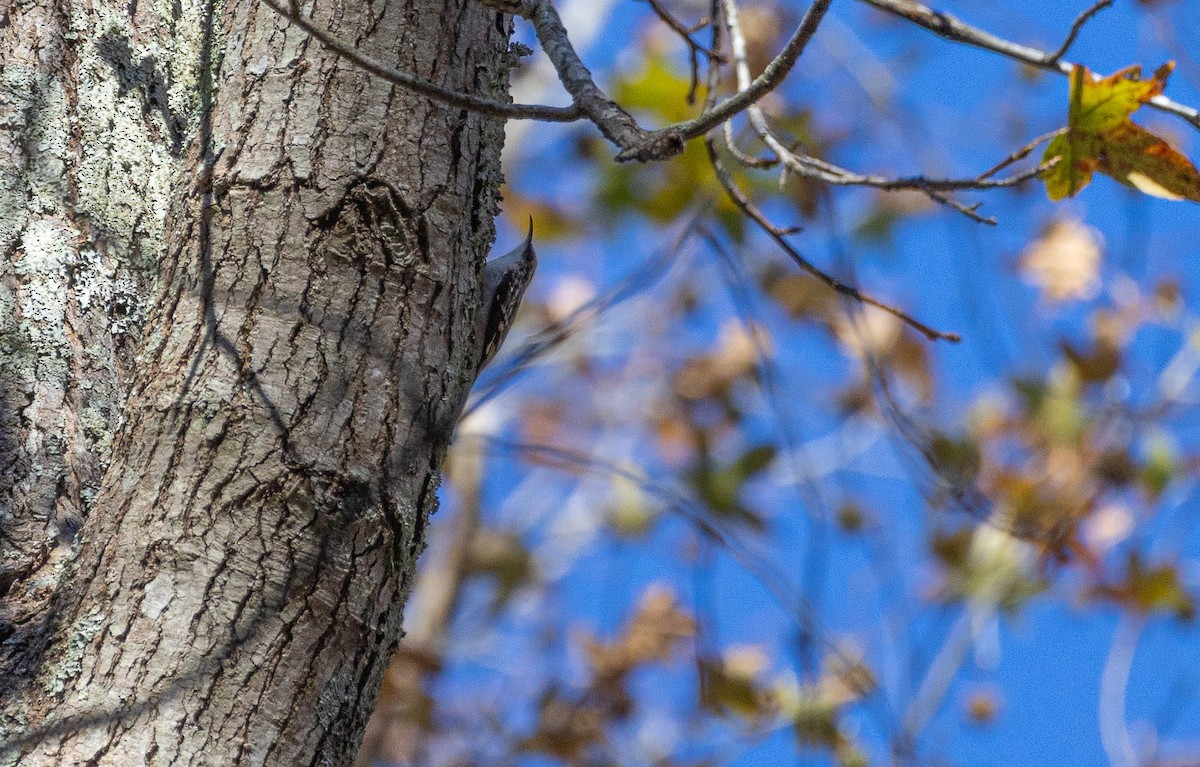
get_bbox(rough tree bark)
[0,0,515,763]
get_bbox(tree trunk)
[0,0,513,764]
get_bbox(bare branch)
[700,1,956,339]
[705,135,962,343]
[723,121,781,168]
[977,129,1065,179]
[859,0,1067,66]
[644,0,722,58]
[486,0,832,163]
[719,0,1044,221]
[1051,0,1114,62]
[498,0,652,150]
[270,0,831,171]
[787,154,1051,191]
[921,190,995,225]
[861,0,1200,130]
[619,0,835,161]
[643,0,723,105]
[703,0,778,170]
[263,0,582,123]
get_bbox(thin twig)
[643,0,723,104]
[796,159,1050,191]
[860,0,1200,129]
[705,135,962,343]
[977,129,1065,179]
[619,0,835,161]
[475,436,880,706]
[478,438,812,619]
[1099,615,1144,767]
[922,190,994,225]
[509,0,650,149]
[706,8,780,170]
[644,0,722,58]
[897,598,997,755]
[720,0,1040,221]
[1051,0,1115,62]
[263,0,582,122]
[723,120,780,168]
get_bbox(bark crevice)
[1,0,514,763]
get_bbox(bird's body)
[477,222,537,373]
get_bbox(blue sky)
[424,2,1200,765]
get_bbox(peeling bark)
[1,0,512,763]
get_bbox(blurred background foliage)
[360,0,1200,764]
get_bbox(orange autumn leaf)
[1042,62,1200,201]
[1098,121,1200,200]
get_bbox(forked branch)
[861,0,1200,129]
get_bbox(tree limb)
[705,135,962,343]
[263,0,583,122]
[481,0,833,162]
[620,0,835,161]
[492,0,650,147]
[861,0,1200,129]
[719,0,1049,222]
[1051,0,1114,62]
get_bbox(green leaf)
[698,657,764,720]
[928,432,981,485]
[688,443,773,530]
[730,444,777,480]
[1071,63,1169,134]
[1042,62,1200,201]
[1141,432,1178,499]
[1042,130,1100,201]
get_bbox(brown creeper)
[477,220,536,373]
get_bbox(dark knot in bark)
[615,129,687,163]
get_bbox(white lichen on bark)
[2,0,514,763]
[0,0,208,627]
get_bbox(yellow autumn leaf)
[1072,63,1171,134]
[1042,62,1200,202]
[1042,130,1101,201]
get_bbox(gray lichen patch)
[16,219,73,359]
[0,63,55,259]
[79,407,114,458]
[73,20,176,277]
[41,608,105,696]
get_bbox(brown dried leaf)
[1019,218,1103,303]
[584,585,696,681]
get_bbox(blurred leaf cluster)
[362,1,1200,765]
